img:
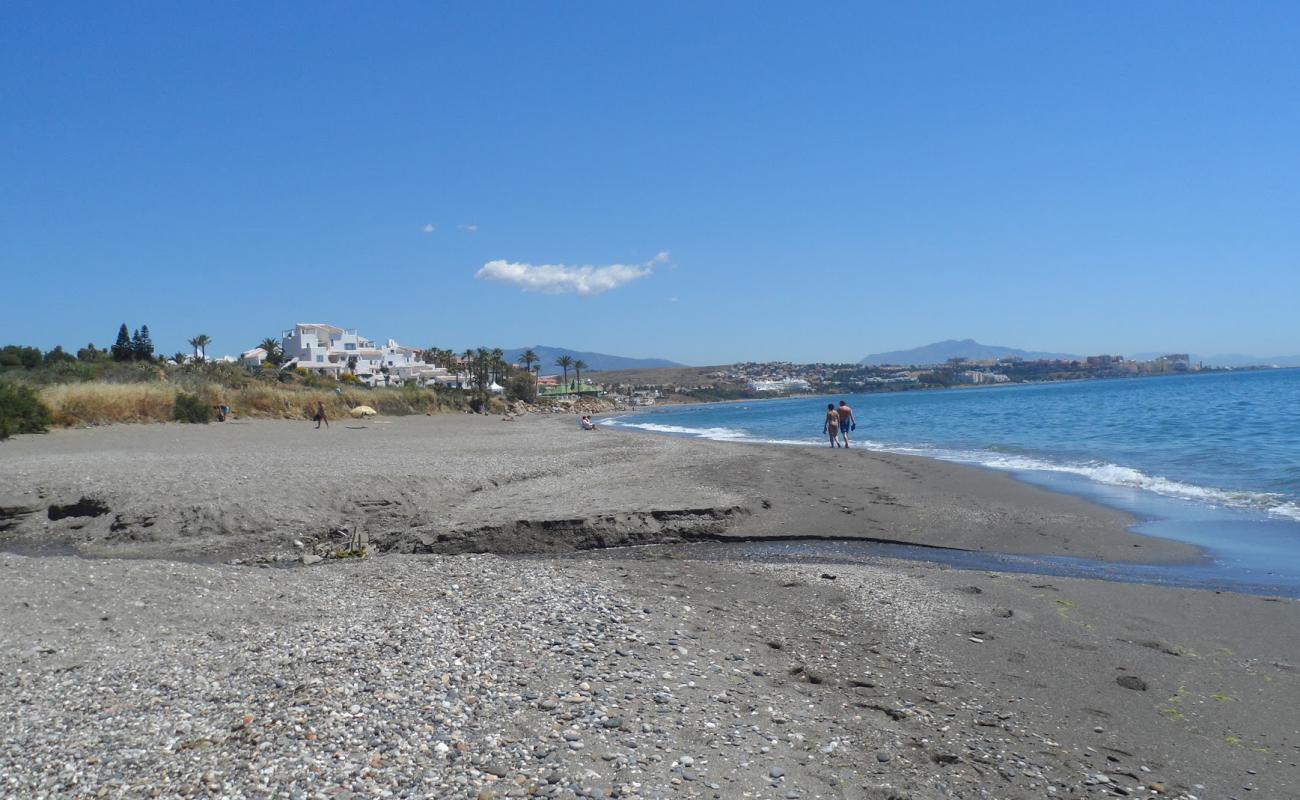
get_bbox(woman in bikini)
[822,403,840,447]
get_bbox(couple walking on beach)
[823,401,856,447]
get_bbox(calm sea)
[607,369,1300,594]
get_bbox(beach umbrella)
[349,405,377,417]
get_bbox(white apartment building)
[957,370,1011,385]
[268,323,454,387]
[748,378,812,393]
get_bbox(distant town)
[229,324,1278,407]
[2,321,1286,422]
[587,352,1268,406]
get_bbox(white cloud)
[422,223,435,233]
[476,251,669,297]
[458,223,478,233]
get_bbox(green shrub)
[0,381,54,439]
[507,373,537,403]
[172,392,212,424]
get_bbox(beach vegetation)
[1,345,44,369]
[555,355,573,389]
[111,324,133,361]
[107,323,158,363]
[3,337,482,429]
[131,326,155,361]
[507,372,536,403]
[172,392,213,424]
[0,381,54,439]
[257,337,283,366]
[187,334,211,362]
[43,345,77,366]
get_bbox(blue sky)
[3,2,1299,364]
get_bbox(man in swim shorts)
[837,401,856,447]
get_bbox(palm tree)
[473,347,494,404]
[555,355,573,391]
[188,334,211,362]
[572,359,587,390]
[257,337,282,366]
[461,349,474,388]
[491,348,505,387]
[520,349,539,394]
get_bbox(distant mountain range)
[861,339,1080,366]
[502,345,685,373]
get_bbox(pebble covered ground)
[1,549,1241,800]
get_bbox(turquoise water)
[608,369,1300,595]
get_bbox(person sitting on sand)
[580,415,598,431]
[823,403,840,447]
[837,400,856,447]
[313,401,329,429]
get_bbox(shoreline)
[602,393,1300,577]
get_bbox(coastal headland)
[2,416,1297,799]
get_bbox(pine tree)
[131,329,143,361]
[111,324,133,362]
[134,325,155,361]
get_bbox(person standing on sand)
[314,401,329,429]
[837,400,856,447]
[823,403,841,447]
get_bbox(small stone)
[876,751,892,763]
[769,765,785,779]
[1116,675,1148,691]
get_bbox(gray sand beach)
[2,416,1297,799]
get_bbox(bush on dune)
[172,392,212,424]
[0,382,54,439]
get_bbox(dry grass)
[40,382,478,427]
[41,383,179,426]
